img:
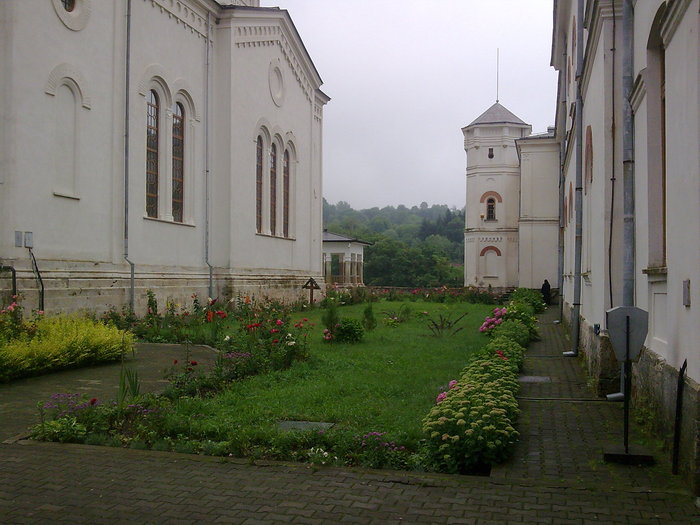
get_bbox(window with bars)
[256,136,263,233]
[269,143,277,236]
[171,103,185,223]
[283,149,290,238]
[486,198,496,221]
[146,90,159,218]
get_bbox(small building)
[322,231,372,286]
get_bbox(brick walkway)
[1,308,699,524]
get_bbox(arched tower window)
[256,136,263,233]
[283,149,290,238]
[270,143,277,236]
[145,90,159,218]
[486,198,496,221]
[172,102,185,223]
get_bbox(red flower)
[206,310,214,323]
[191,360,198,366]
[216,310,227,319]
[89,398,98,405]
[270,329,279,334]
[173,359,178,365]
[186,367,193,372]
[272,339,279,344]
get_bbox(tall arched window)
[172,102,185,223]
[146,90,159,218]
[256,136,263,233]
[269,143,277,236]
[486,198,496,221]
[283,149,290,238]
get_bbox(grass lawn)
[166,301,494,449]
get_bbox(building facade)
[462,103,559,291]
[0,0,329,313]
[553,0,699,493]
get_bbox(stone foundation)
[633,348,700,495]
[0,260,323,315]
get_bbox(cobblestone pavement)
[1,309,699,524]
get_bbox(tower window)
[488,147,494,159]
[486,198,496,221]
[62,0,76,12]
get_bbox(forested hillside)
[323,200,464,287]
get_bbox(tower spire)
[496,48,500,103]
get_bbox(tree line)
[323,200,464,287]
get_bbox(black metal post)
[672,359,688,474]
[623,315,631,454]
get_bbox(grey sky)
[272,0,558,210]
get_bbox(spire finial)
[496,48,500,103]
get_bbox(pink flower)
[436,392,447,404]
[448,380,458,390]
[270,329,279,334]
[276,319,284,326]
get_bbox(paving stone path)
[1,308,699,524]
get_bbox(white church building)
[0,0,329,313]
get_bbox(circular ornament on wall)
[268,59,285,107]
[52,0,91,32]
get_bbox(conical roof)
[465,102,528,128]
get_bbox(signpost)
[603,306,654,465]
[302,277,321,304]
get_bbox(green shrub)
[503,302,539,341]
[509,288,546,313]
[0,315,133,382]
[362,303,377,331]
[490,318,530,347]
[333,318,365,344]
[483,337,526,371]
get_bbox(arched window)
[486,198,496,221]
[283,149,290,238]
[62,0,76,12]
[146,90,159,218]
[256,136,263,233]
[269,143,277,236]
[172,102,185,223]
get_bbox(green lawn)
[166,301,494,449]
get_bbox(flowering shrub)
[501,301,539,340]
[354,431,409,469]
[490,318,530,347]
[509,288,547,313]
[423,326,527,473]
[307,446,339,466]
[479,306,507,334]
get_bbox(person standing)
[541,279,551,305]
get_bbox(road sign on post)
[603,306,654,466]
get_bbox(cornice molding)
[142,0,209,39]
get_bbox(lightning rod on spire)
[496,48,500,103]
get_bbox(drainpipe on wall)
[204,12,213,298]
[558,74,566,321]
[123,0,135,312]
[621,0,635,306]
[564,0,585,357]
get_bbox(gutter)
[123,0,135,311]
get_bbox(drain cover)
[518,376,552,383]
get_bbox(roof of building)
[465,102,529,128]
[322,231,373,246]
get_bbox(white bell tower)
[462,103,531,288]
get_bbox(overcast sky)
[272,0,558,210]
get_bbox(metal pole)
[672,359,688,474]
[623,315,631,453]
[622,0,635,308]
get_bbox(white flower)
[287,341,296,346]
[224,335,230,342]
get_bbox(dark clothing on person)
[541,279,551,305]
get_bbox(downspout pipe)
[558,115,565,321]
[204,12,213,298]
[622,0,635,306]
[123,0,135,312]
[565,0,585,357]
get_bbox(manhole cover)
[277,421,335,432]
[518,376,552,383]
